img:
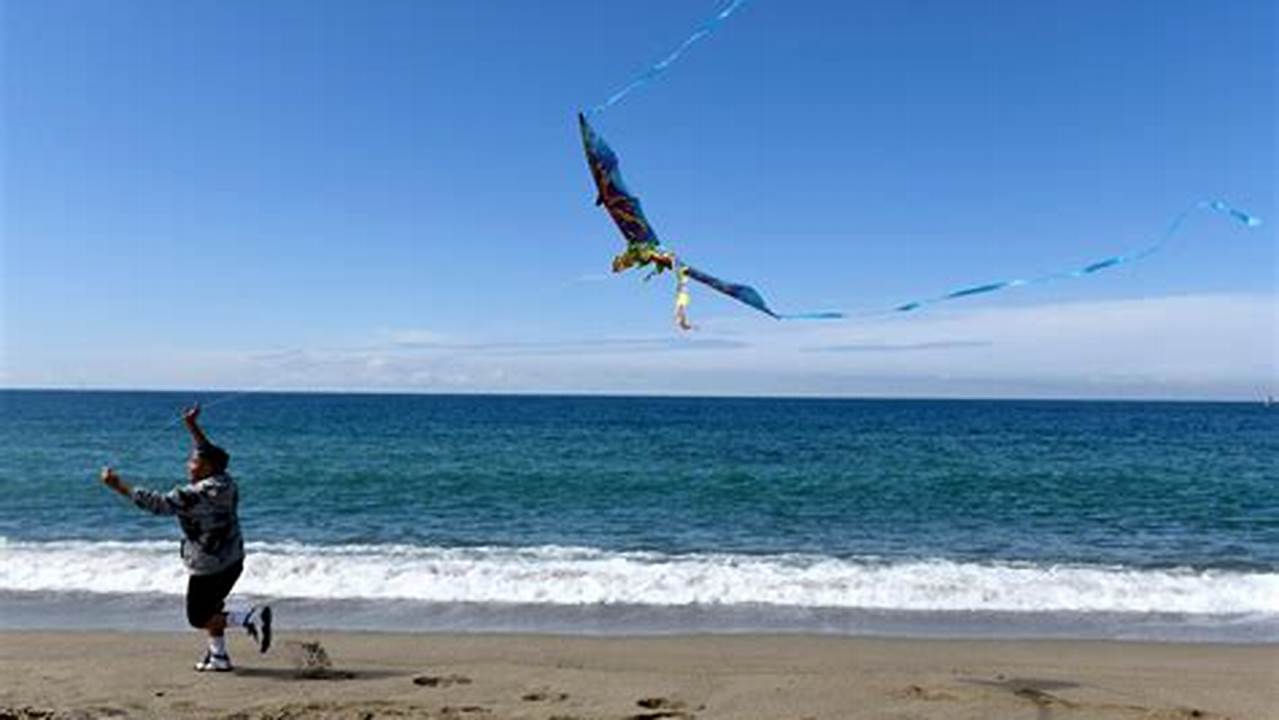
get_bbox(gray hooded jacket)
[132,473,245,575]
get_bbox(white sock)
[225,607,251,627]
[209,635,228,657]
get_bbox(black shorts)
[186,560,243,628]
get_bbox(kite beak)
[612,253,635,273]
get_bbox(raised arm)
[183,404,212,449]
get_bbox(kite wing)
[683,265,779,319]
[578,113,662,250]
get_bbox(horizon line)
[2,385,1273,405]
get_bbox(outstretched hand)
[100,466,124,492]
[182,404,201,427]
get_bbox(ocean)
[1,389,1276,641]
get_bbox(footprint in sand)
[0,708,57,720]
[521,689,570,702]
[628,697,696,720]
[899,684,957,702]
[412,673,473,688]
[439,705,489,719]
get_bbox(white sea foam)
[2,538,1275,615]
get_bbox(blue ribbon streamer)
[670,201,1259,324]
[586,0,750,117]
[888,200,1262,314]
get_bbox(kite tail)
[777,311,848,320]
[676,263,843,327]
[586,0,750,117]
[891,199,1262,314]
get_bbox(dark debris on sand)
[288,641,336,679]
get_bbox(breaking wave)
[2,539,1276,615]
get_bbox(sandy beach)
[0,631,1274,720]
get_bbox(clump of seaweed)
[286,640,350,680]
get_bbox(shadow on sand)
[231,666,407,682]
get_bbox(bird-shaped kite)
[579,113,837,329]
[577,1,1261,329]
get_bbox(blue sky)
[2,0,1274,398]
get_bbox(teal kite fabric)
[578,113,670,274]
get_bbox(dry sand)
[0,631,1275,719]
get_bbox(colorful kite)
[579,113,839,329]
[579,2,1261,328]
[580,111,1261,328]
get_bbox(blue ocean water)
[2,390,1276,640]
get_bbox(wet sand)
[0,631,1275,719]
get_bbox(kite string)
[887,199,1262,314]
[586,0,750,117]
[100,363,312,477]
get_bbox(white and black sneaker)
[244,605,273,654]
[194,650,233,672]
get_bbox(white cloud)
[4,294,1276,399]
[377,328,454,347]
